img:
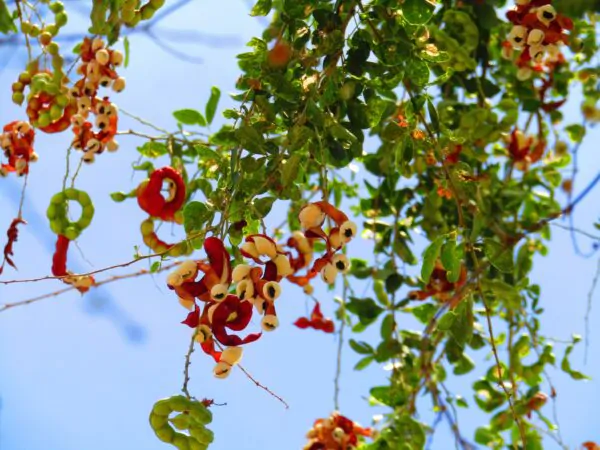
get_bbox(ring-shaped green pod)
[46,189,94,238]
[149,397,214,449]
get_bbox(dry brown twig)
[0,261,180,313]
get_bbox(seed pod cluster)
[304,412,372,450]
[0,121,36,176]
[149,396,214,450]
[170,203,358,377]
[504,0,573,81]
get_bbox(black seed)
[335,261,345,271]
[515,37,522,43]
[344,229,353,238]
[268,286,276,298]
[543,11,554,19]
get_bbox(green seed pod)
[81,205,95,220]
[55,94,69,108]
[49,219,65,235]
[20,21,32,34]
[64,188,79,200]
[55,12,68,28]
[29,25,42,37]
[51,193,65,204]
[64,226,81,241]
[172,434,191,450]
[189,426,214,445]
[11,92,24,105]
[12,82,24,92]
[50,104,63,121]
[140,219,154,236]
[49,1,65,13]
[154,425,175,443]
[47,204,57,220]
[140,5,156,20]
[189,403,212,425]
[149,412,168,430]
[170,414,191,431]
[189,439,208,450]
[37,112,51,128]
[110,192,127,202]
[78,190,92,206]
[152,399,174,416]
[168,396,190,413]
[150,0,166,8]
[18,72,31,84]
[47,42,60,57]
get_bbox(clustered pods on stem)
[408,261,467,303]
[506,128,546,170]
[172,237,259,378]
[298,201,357,285]
[46,188,96,293]
[294,302,335,333]
[149,395,214,450]
[137,166,191,257]
[504,0,573,81]
[166,201,358,377]
[0,121,37,176]
[303,412,372,450]
[69,37,124,162]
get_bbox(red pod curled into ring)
[137,166,186,222]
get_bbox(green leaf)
[250,0,272,16]
[281,154,301,188]
[0,1,16,34]
[123,36,130,68]
[370,385,407,407]
[183,201,211,234]
[427,98,440,134]
[441,237,461,283]
[137,141,168,158]
[402,0,435,24]
[421,236,444,283]
[253,196,276,218]
[349,339,374,355]
[565,124,586,143]
[380,314,395,340]
[354,355,374,370]
[411,303,437,324]
[235,125,265,154]
[110,192,127,202]
[150,261,161,273]
[205,86,221,125]
[173,109,207,127]
[450,297,473,348]
[561,344,591,380]
[437,311,456,331]
[346,297,384,328]
[330,123,357,142]
[483,238,514,273]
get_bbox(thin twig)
[236,363,290,409]
[182,330,198,399]
[334,278,348,411]
[0,262,179,313]
[584,258,600,364]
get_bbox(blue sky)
[0,2,599,450]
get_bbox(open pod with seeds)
[303,412,372,450]
[408,261,468,304]
[168,237,232,305]
[504,0,573,80]
[70,96,119,163]
[299,201,358,251]
[294,302,334,334]
[51,234,95,293]
[506,128,546,171]
[281,231,317,294]
[137,166,186,222]
[0,121,37,176]
[74,37,126,97]
[140,218,191,257]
